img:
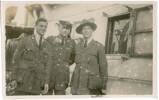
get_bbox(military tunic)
[47,35,75,92]
[70,39,108,95]
[12,34,51,95]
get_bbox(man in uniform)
[6,33,28,95]
[70,20,108,95]
[11,18,51,95]
[46,20,75,95]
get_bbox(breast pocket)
[87,50,97,57]
[23,48,34,61]
[87,51,98,63]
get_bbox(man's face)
[58,24,71,37]
[35,21,48,36]
[82,25,93,39]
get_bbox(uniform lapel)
[85,40,96,55]
[81,39,85,48]
[87,39,94,47]
[31,35,39,49]
[40,38,47,49]
[84,39,94,50]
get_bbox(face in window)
[82,25,93,39]
[35,21,48,36]
[58,25,71,37]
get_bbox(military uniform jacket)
[12,34,52,94]
[46,35,75,90]
[71,39,108,94]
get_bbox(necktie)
[84,39,87,47]
[39,35,43,49]
[61,37,65,45]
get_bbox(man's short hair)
[35,18,48,25]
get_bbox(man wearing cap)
[70,20,108,95]
[46,20,75,95]
[11,18,51,95]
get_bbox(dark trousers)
[89,89,105,95]
[48,89,65,95]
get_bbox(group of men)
[6,18,108,95]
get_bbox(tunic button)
[85,69,89,73]
[88,57,90,60]
[29,86,32,90]
[57,64,60,66]
[59,53,62,56]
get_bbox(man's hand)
[7,80,17,91]
[41,84,49,95]
[66,86,71,95]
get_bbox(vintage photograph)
[1,1,155,97]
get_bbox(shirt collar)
[34,30,45,45]
[86,36,93,45]
[34,30,46,39]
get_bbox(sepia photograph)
[0,0,157,98]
